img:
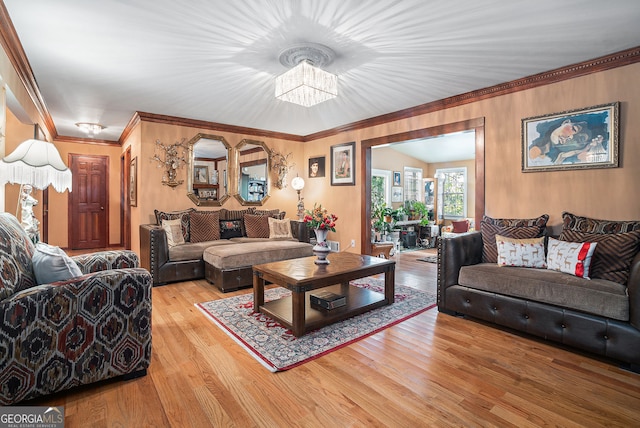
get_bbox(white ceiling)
[384,131,476,164]
[4,0,640,142]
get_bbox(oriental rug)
[416,255,438,263]
[196,278,436,372]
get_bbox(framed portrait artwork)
[129,157,137,207]
[522,102,619,172]
[393,171,401,186]
[330,142,355,186]
[391,186,403,203]
[194,165,209,183]
[308,156,326,178]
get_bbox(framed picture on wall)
[330,142,355,185]
[522,102,619,172]
[391,186,403,202]
[393,171,401,186]
[129,157,137,207]
[194,165,209,183]
[308,156,326,178]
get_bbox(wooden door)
[69,155,108,249]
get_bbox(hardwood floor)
[29,248,640,427]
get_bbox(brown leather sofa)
[437,232,640,372]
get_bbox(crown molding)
[304,46,640,141]
[125,111,306,143]
[0,1,57,139]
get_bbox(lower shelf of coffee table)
[259,283,388,334]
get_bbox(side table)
[371,242,394,259]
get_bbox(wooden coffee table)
[253,252,395,337]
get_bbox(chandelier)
[275,43,337,107]
[75,122,105,136]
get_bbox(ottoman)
[203,240,313,292]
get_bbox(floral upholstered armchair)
[0,213,152,405]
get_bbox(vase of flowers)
[303,203,338,265]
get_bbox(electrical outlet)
[350,239,356,248]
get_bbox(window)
[371,169,391,208]
[403,167,422,203]
[435,167,467,219]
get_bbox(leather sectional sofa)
[437,213,640,372]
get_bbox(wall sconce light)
[75,122,105,136]
[291,175,305,220]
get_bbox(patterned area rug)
[417,255,438,263]
[196,278,436,372]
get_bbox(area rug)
[196,278,436,372]
[417,255,438,263]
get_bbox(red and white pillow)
[546,237,597,279]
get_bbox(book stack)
[310,290,346,310]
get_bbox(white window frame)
[435,167,467,220]
[403,166,422,203]
[372,169,392,207]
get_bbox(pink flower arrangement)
[303,203,338,232]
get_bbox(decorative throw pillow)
[561,211,640,234]
[162,218,185,248]
[559,229,640,285]
[495,235,546,268]
[546,237,597,279]
[559,212,640,285]
[190,211,220,243]
[220,220,243,239]
[244,213,270,238]
[154,208,194,242]
[481,224,544,263]
[268,217,293,239]
[32,242,83,285]
[452,220,469,233]
[480,214,549,263]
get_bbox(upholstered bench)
[203,240,313,292]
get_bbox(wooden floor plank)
[25,248,640,427]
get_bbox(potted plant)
[410,201,430,226]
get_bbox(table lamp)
[291,175,305,220]
[0,139,72,242]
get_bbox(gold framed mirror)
[186,133,230,206]
[234,139,270,206]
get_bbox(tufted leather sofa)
[437,232,640,372]
[0,213,152,405]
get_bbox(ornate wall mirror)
[235,139,270,206]
[186,133,230,206]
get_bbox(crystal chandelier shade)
[275,61,337,107]
[275,43,338,107]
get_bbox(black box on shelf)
[310,290,346,310]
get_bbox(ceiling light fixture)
[75,122,105,136]
[275,43,337,107]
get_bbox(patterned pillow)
[496,235,546,268]
[220,220,243,239]
[480,214,548,263]
[190,211,220,243]
[546,237,597,279]
[0,213,37,300]
[244,214,270,238]
[154,208,195,242]
[162,218,185,248]
[559,229,640,285]
[561,211,640,234]
[268,217,293,239]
